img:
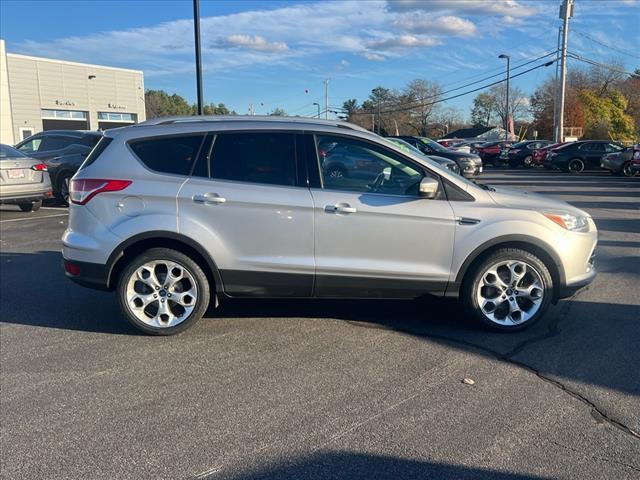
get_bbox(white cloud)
[220,34,288,52]
[367,35,441,51]
[362,52,386,61]
[395,15,478,37]
[335,59,350,70]
[388,0,538,17]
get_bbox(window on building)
[210,132,297,187]
[41,109,87,119]
[129,134,206,176]
[97,112,137,122]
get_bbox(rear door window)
[129,134,206,176]
[210,132,297,187]
[40,136,75,151]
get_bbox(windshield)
[417,137,450,153]
[0,144,27,159]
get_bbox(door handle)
[193,193,227,205]
[325,203,357,214]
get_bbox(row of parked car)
[463,138,639,177]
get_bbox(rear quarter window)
[129,134,206,176]
[79,137,113,171]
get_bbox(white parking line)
[0,213,68,223]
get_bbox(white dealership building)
[0,39,145,145]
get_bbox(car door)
[177,131,315,297]
[308,133,456,298]
[585,142,606,168]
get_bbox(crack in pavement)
[345,287,640,441]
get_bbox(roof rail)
[134,115,369,132]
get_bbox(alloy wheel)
[568,159,584,173]
[125,260,198,328]
[476,260,544,326]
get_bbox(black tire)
[18,200,41,212]
[568,158,584,174]
[117,248,211,335]
[523,155,533,168]
[461,248,553,332]
[57,173,73,205]
[621,162,636,177]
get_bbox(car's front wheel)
[117,248,210,335]
[462,248,553,331]
[523,155,533,167]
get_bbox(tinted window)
[18,137,43,153]
[80,135,101,148]
[317,135,425,196]
[0,144,27,159]
[211,132,297,187]
[40,136,75,151]
[130,134,206,176]
[79,137,113,171]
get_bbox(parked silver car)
[62,117,597,335]
[0,144,52,211]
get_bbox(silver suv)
[62,117,597,335]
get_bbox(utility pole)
[552,26,562,142]
[376,100,381,135]
[557,0,574,143]
[248,103,254,116]
[499,54,510,142]
[193,0,204,115]
[324,79,329,120]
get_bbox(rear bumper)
[62,258,111,291]
[0,188,52,203]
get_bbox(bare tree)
[404,79,443,136]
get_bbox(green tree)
[580,89,635,141]
[201,103,231,115]
[145,89,193,118]
[470,92,498,127]
[342,99,359,119]
[269,107,287,116]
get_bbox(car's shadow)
[1,250,639,397]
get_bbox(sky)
[1,0,638,119]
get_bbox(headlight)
[542,211,589,232]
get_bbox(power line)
[573,29,640,60]
[364,59,556,115]
[567,52,640,77]
[358,50,559,115]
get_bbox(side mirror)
[419,177,439,199]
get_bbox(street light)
[499,54,510,142]
[313,102,320,118]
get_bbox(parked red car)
[531,142,566,167]
[475,141,512,165]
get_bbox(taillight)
[70,179,132,205]
[31,163,48,171]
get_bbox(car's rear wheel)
[568,158,584,174]
[462,248,553,331]
[18,200,41,212]
[117,248,210,335]
[523,155,533,167]
[57,173,73,205]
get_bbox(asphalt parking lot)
[1,169,639,480]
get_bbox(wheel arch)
[452,235,566,302]
[105,231,223,293]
